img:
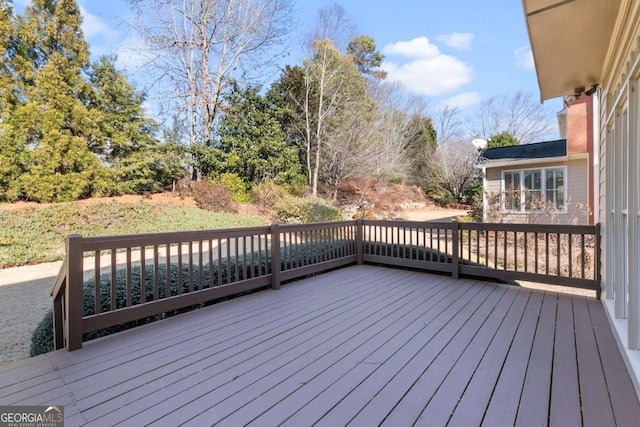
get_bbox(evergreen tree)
[486,131,519,149]
[346,35,386,79]
[403,113,438,187]
[216,83,301,186]
[87,55,184,194]
[14,0,101,202]
[267,65,313,171]
[0,0,25,201]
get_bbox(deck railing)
[52,220,600,351]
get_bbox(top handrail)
[80,225,273,251]
[51,256,68,299]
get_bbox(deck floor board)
[549,293,582,427]
[1,265,639,427]
[515,292,557,426]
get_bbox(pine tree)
[15,0,101,202]
[0,0,27,201]
[403,113,439,192]
[87,55,183,194]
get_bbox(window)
[545,168,564,210]
[524,170,542,210]
[502,167,566,213]
[503,172,521,211]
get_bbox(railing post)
[271,223,281,290]
[65,234,84,351]
[595,222,602,299]
[451,220,460,279]
[52,288,64,350]
[356,219,364,265]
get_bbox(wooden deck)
[1,265,639,426]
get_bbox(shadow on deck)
[1,265,638,426]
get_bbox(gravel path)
[0,261,63,365]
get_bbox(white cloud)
[436,32,474,50]
[436,91,481,110]
[382,37,440,59]
[80,7,120,43]
[515,45,535,70]
[381,37,473,96]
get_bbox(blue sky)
[14,0,563,133]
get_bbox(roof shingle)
[482,139,566,161]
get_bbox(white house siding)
[598,0,640,394]
[483,158,590,225]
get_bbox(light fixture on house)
[585,84,598,96]
[564,94,578,107]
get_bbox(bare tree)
[129,0,294,149]
[436,140,478,200]
[471,90,555,144]
[434,105,466,144]
[367,79,423,177]
[309,3,355,52]
[299,4,358,197]
[319,70,421,199]
[302,38,348,197]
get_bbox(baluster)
[234,237,239,281]
[253,233,258,273]
[188,241,194,292]
[209,239,214,287]
[218,238,223,284]
[177,243,183,294]
[166,243,171,296]
[225,238,231,283]
[556,233,561,276]
[534,232,540,274]
[111,249,117,310]
[546,233,550,275]
[198,240,204,288]
[126,248,132,307]
[581,234,586,279]
[514,231,518,272]
[153,245,160,300]
[568,233,573,278]
[94,251,101,314]
[140,246,146,303]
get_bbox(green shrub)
[30,310,54,356]
[283,175,309,197]
[216,173,250,203]
[437,196,458,206]
[275,196,344,224]
[385,175,404,186]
